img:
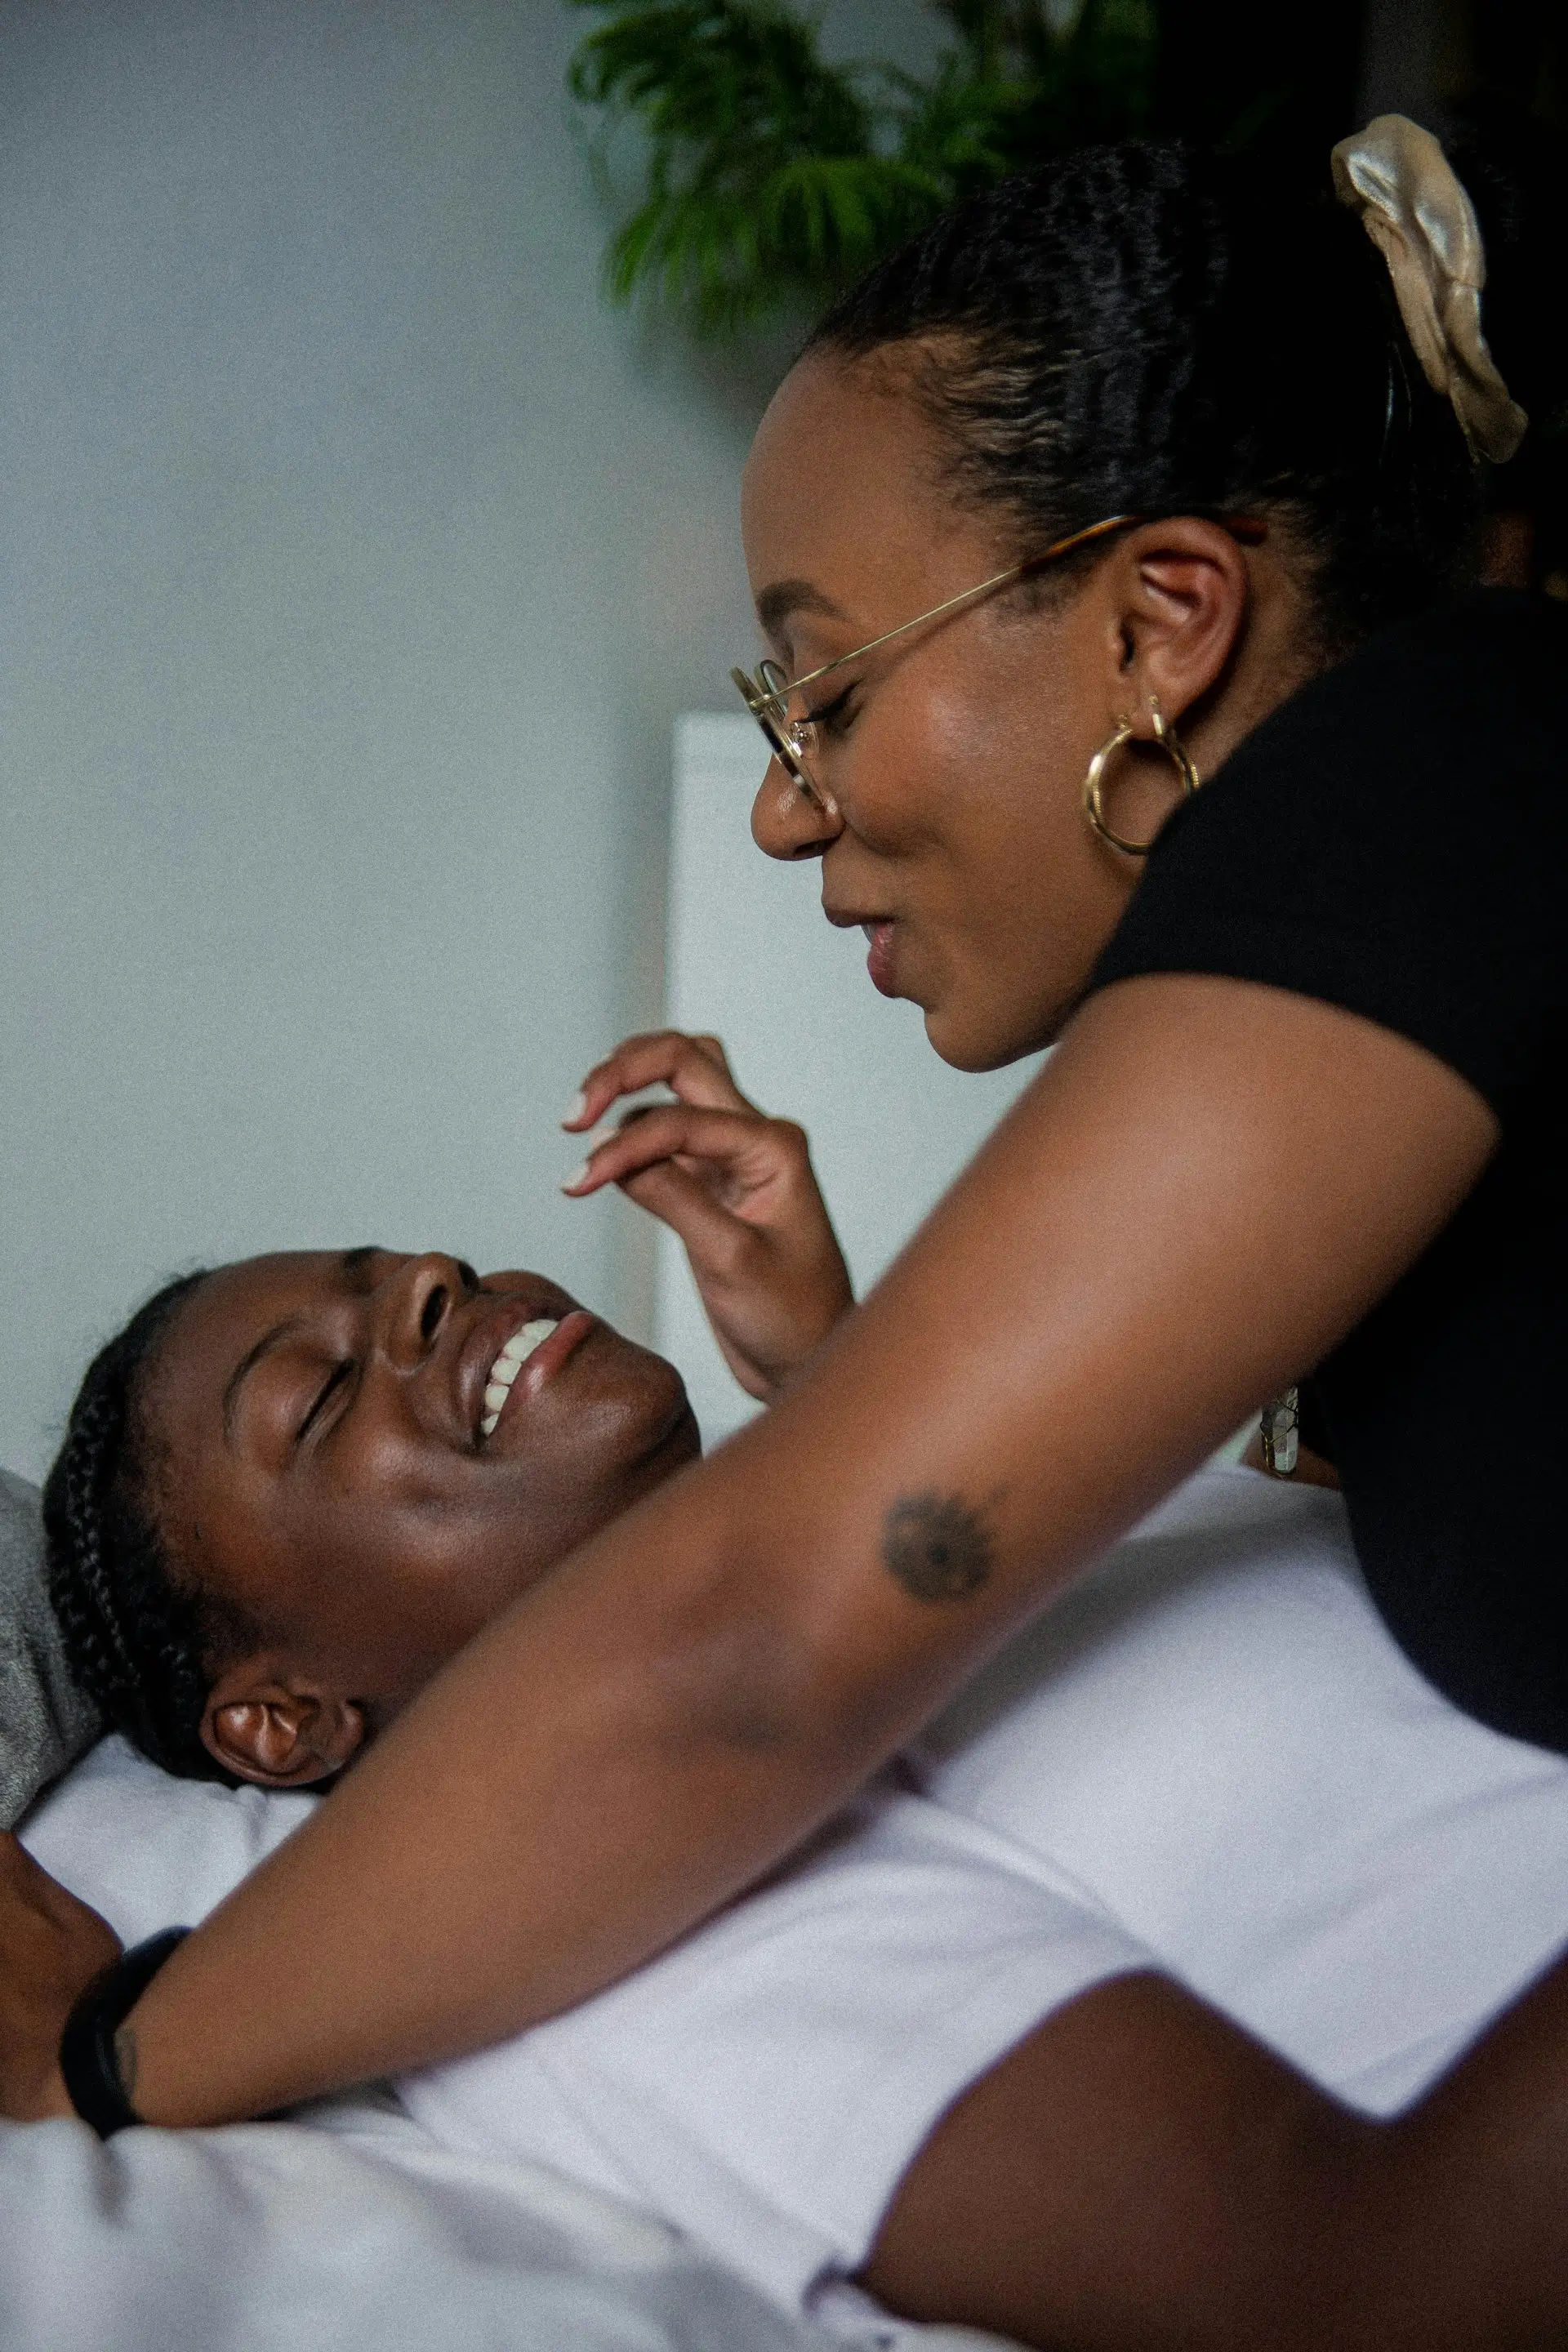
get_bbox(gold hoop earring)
[1082,697,1202,856]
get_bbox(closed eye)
[297,1360,353,1443]
[801,684,857,735]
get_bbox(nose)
[383,1253,470,1370]
[750,757,844,862]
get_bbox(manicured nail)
[560,1161,591,1194]
[562,1089,588,1129]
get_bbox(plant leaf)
[566,0,1159,336]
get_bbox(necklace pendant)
[1261,1387,1300,1477]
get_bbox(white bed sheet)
[4,1699,1024,2352]
[5,1740,1019,2352]
[16,1466,1568,2350]
[394,1468,1568,2327]
[0,2096,871,2352]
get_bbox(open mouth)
[479,1319,559,1438]
[474,1307,597,1444]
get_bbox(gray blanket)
[0,1468,100,1826]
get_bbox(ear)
[200,1659,367,1788]
[1101,517,1255,735]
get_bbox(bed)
[2,1459,1012,2352]
[11,1463,1568,2350]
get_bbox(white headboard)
[657,716,1045,1443]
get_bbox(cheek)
[323,1497,549,1701]
[850,655,1078,877]
[876,684,1134,1057]
[933,648,1091,841]
[269,1440,530,1650]
[837,686,999,871]
[924,639,1122,920]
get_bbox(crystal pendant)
[1260,1386,1300,1477]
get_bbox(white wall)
[657,719,1044,1444]
[0,0,920,1481]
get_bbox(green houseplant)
[567,0,1158,335]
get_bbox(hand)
[0,1832,121,2119]
[564,1031,853,1402]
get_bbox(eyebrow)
[754,578,848,645]
[220,1247,384,1444]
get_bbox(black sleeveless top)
[1089,590,1568,1753]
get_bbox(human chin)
[922,1001,1022,1073]
[477,1312,696,1475]
[917,954,1056,1072]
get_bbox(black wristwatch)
[58,1928,190,2138]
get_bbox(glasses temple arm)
[751,514,1135,714]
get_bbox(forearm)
[122,1333,1094,2122]
[118,977,1495,2125]
[121,1450,854,2118]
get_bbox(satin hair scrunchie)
[1331,114,1528,466]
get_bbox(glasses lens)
[731,664,822,805]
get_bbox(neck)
[1183,539,1330,785]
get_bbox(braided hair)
[42,1270,244,1782]
[805,140,1497,652]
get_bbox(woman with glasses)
[8,118,1568,2346]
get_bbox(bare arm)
[862,1955,1568,2351]
[47,973,1497,2123]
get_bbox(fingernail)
[560,1161,590,1194]
[562,1089,588,1129]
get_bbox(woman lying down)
[19,1049,1568,2350]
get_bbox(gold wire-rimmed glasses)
[730,513,1136,813]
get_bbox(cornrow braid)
[42,1271,232,1781]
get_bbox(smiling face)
[140,1249,699,1781]
[740,351,1305,1070]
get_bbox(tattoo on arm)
[114,2024,138,2104]
[882,1492,996,1602]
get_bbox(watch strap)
[59,1927,191,2138]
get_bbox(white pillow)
[20,1731,314,1944]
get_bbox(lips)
[823,899,899,994]
[456,1285,583,1446]
[479,1311,595,1446]
[479,1318,561,1436]
[861,920,897,996]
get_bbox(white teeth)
[479,1318,561,1443]
[502,1318,559,1364]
